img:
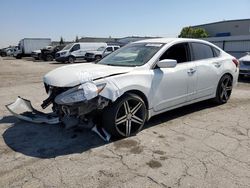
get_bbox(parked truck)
[14,38,51,59]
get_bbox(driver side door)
[151,42,196,112]
[70,44,81,57]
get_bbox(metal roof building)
[192,19,250,58]
[192,19,250,37]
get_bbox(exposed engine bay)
[42,82,110,128]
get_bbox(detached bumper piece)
[5,97,111,142]
[6,97,59,124]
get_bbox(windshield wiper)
[106,64,134,67]
[104,64,121,66]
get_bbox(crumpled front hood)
[43,63,133,87]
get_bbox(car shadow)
[21,57,37,62]
[1,118,105,159]
[1,100,218,159]
[49,61,88,65]
[238,76,250,83]
[144,100,218,130]
[49,62,68,65]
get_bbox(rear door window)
[191,43,214,60]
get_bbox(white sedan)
[7,38,239,138]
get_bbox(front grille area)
[242,61,250,66]
[42,83,72,109]
[240,70,250,74]
[44,83,70,95]
[85,53,94,57]
[55,53,60,58]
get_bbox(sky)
[0,0,250,48]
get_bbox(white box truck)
[14,38,51,59]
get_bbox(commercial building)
[192,19,250,58]
[79,36,157,46]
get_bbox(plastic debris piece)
[91,125,111,142]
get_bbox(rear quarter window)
[213,47,221,57]
[191,43,214,61]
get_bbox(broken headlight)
[54,82,106,105]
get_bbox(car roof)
[134,38,210,44]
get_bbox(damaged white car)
[6,38,239,139]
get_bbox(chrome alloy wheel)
[219,76,232,103]
[115,98,145,137]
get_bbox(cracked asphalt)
[0,57,250,188]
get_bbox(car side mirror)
[157,59,177,68]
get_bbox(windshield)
[98,43,163,67]
[62,44,74,50]
[97,46,106,51]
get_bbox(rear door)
[190,42,221,99]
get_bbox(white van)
[55,42,107,63]
[85,45,120,62]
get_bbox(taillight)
[232,59,239,67]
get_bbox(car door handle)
[187,68,196,74]
[213,62,222,68]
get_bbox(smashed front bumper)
[6,97,59,124]
[5,97,111,141]
[4,80,121,141]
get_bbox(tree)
[178,27,208,38]
[75,35,79,42]
[59,36,64,45]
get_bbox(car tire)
[16,54,22,59]
[68,56,75,63]
[38,53,42,60]
[95,55,102,62]
[214,74,233,104]
[102,93,147,138]
[46,55,54,61]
